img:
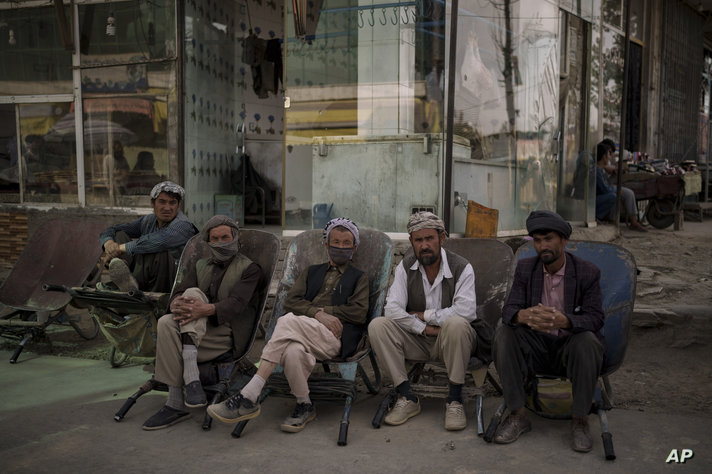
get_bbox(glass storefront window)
[79,0,176,66]
[0,104,19,201]
[601,26,624,141]
[21,102,78,204]
[0,5,73,95]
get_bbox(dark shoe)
[108,258,139,292]
[571,416,593,452]
[494,412,532,444]
[280,403,316,433]
[207,393,260,424]
[184,380,207,408]
[142,405,191,431]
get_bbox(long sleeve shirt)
[171,259,262,326]
[384,250,477,335]
[99,211,197,260]
[284,263,369,325]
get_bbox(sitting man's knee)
[368,316,389,336]
[569,332,603,357]
[441,315,469,332]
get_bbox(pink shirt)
[542,260,566,336]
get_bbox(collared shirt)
[99,211,197,260]
[284,263,369,325]
[384,250,477,335]
[542,260,567,336]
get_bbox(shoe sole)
[142,413,191,431]
[494,424,532,444]
[280,411,317,433]
[384,405,421,426]
[207,404,261,424]
[184,400,208,408]
[445,420,467,431]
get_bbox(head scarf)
[150,181,185,201]
[323,217,359,247]
[201,215,240,263]
[526,210,572,239]
[407,211,446,235]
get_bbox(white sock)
[167,386,184,410]
[182,345,199,384]
[240,374,266,403]
[296,395,311,405]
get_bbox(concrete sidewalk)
[0,350,709,473]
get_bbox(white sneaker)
[384,396,421,426]
[444,401,467,431]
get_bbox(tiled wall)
[183,0,283,229]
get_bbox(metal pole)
[72,1,86,207]
[444,0,459,231]
[616,0,632,231]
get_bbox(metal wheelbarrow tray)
[0,218,109,363]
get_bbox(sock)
[446,382,463,404]
[296,395,311,405]
[240,374,266,403]
[182,344,199,385]
[167,386,184,410]
[396,381,417,402]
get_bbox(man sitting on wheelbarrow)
[143,215,263,430]
[98,181,198,293]
[207,217,369,433]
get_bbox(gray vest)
[403,248,469,313]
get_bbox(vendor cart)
[622,173,685,229]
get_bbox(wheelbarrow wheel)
[110,346,129,367]
[646,199,675,229]
[69,315,100,340]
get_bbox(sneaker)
[280,403,317,433]
[142,405,190,431]
[384,396,421,426]
[95,281,119,292]
[183,380,207,408]
[571,415,593,452]
[444,401,467,431]
[207,393,260,424]
[108,258,139,292]
[494,412,532,444]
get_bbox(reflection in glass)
[21,103,78,204]
[0,105,19,201]
[0,6,72,95]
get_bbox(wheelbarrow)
[623,173,685,229]
[0,218,109,363]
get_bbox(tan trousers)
[154,288,232,387]
[368,316,477,386]
[262,313,341,398]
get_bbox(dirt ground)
[2,220,711,417]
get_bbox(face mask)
[328,246,354,265]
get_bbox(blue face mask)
[328,246,354,265]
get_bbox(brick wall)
[0,212,28,269]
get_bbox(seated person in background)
[111,140,130,172]
[99,181,198,293]
[369,211,481,432]
[596,139,646,231]
[208,217,368,433]
[143,215,263,430]
[492,210,604,453]
[126,151,162,195]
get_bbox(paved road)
[0,350,709,473]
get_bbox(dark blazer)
[502,252,604,339]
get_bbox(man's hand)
[409,311,426,322]
[423,325,440,337]
[516,303,571,332]
[315,310,343,339]
[171,295,214,326]
[103,240,124,260]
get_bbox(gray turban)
[150,181,185,200]
[526,210,572,239]
[201,215,239,263]
[323,217,359,246]
[407,211,446,235]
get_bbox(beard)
[416,247,440,266]
[539,249,559,264]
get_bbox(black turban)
[526,210,572,239]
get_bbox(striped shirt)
[99,211,198,260]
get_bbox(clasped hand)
[518,303,568,332]
[171,295,209,325]
[315,310,343,338]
